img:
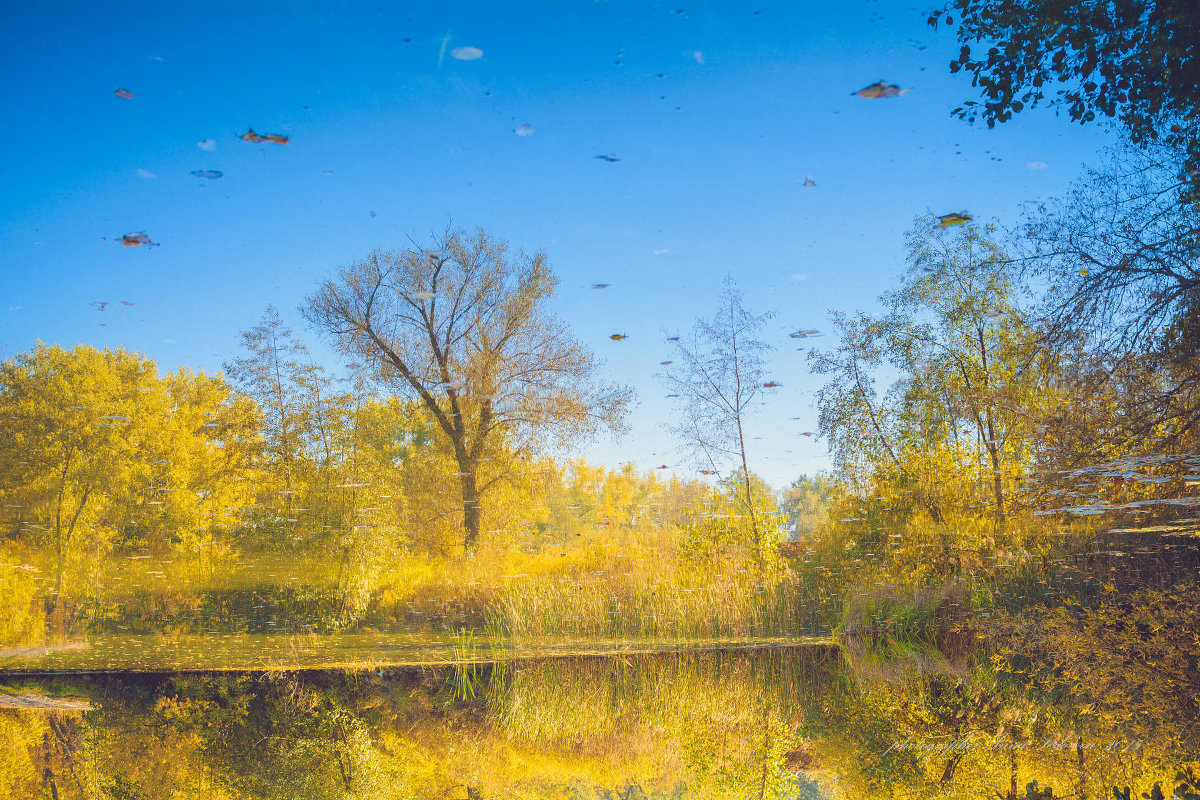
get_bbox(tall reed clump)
[487,574,822,639]
[487,649,839,746]
[837,582,975,684]
[450,627,481,701]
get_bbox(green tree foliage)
[224,305,334,513]
[810,220,1052,531]
[304,228,629,551]
[779,475,833,541]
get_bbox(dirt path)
[0,641,89,661]
[0,691,92,711]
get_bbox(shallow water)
[2,647,1195,800]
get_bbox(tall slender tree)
[811,219,1051,528]
[224,305,331,513]
[663,277,774,562]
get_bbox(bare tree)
[303,228,629,551]
[1021,144,1200,449]
[1023,144,1200,353]
[663,277,774,559]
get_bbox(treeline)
[0,330,802,642]
[787,197,1200,638]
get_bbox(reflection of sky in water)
[0,1,1120,487]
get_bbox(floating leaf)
[935,212,972,229]
[853,80,911,98]
[241,128,289,145]
[119,232,158,248]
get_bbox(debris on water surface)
[190,170,223,179]
[114,88,135,99]
[120,232,158,248]
[853,81,910,98]
[935,212,972,229]
[240,128,289,145]
[451,46,483,61]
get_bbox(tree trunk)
[1010,745,1018,800]
[986,438,1006,525]
[53,466,67,615]
[42,732,60,800]
[460,470,481,552]
[1076,734,1087,800]
[940,752,964,783]
[735,416,762,570]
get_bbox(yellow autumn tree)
[0,344,260,620]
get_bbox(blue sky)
[0,0,1119,489]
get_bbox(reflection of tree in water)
[0,639,1196,799]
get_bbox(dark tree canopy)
[930,0,1200,173]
